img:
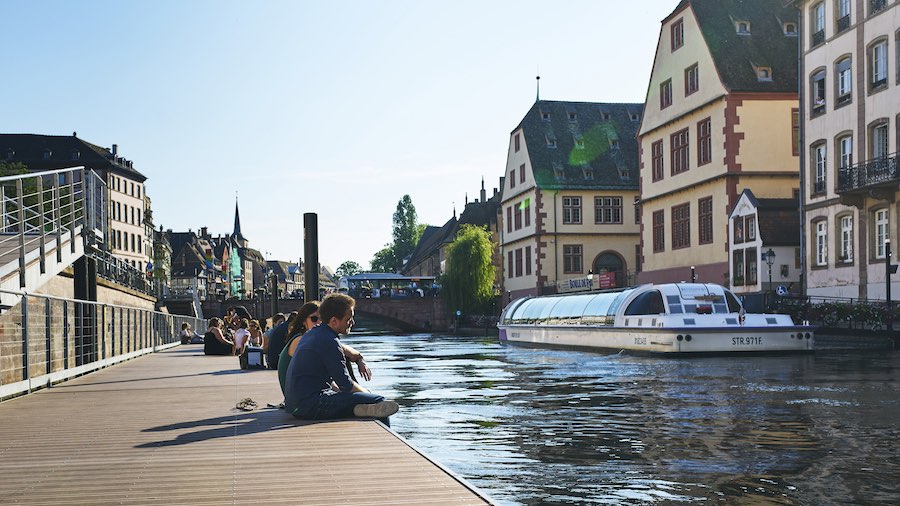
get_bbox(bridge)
[202,295,452,332]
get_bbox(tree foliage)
[370,195,424,273]
[369,245,395,273]
[335,260,362,278]
[443,224,495,314]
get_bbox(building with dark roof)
[729,189,801,295]
[637,0,800,286]
[502,100,643,299]
[786,0,900,299]
[1,133,152,272]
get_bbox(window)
[509,170,516,189]
[784,22,798,35]
[562,196,582,224]
[733,216,744,243]
[697,118,711,166]
[42,149,51,160]
[507,251,514,277]
[520,164,526,184]
[736,21,750,34]
[525,246,532,275]
[733,250,745,285]
[699,197,713,245]
[811,2,826,46]
[757,67,772,81]
[660,79,673,109]
[651,140,664,181]
[836,57,852,105]
[70,150,80,161]
[515,248,523,277]
[811,69,826,115]
[869,39,888,91]
[514,133,520,152]
[582,168,594,180]
[812,143,827,194]
[871,122,889,159]
[594,197,622,224]
[746,215,756,241]
[792,109,800,156]
[875,208,889,258]
[541,111,550,121]
[836,0,851,32]
[670,128,690,175]
[838,134,853,169]
[575,136,585,149]
[631,113,640,122]
[547,136,557,148]
[815,220,828,266]
[635,245,642,273]
[514,205,522,230]
[653,210,665,252]
[506,207,512,233]
[671,18,684,51]
[553,163,565,180]
[563,245,583,274]
[524,200,531,227]
[746,247,758,285]
[568,112,577,121]
[840,215,854,262]
[685,64,699,95]
[871,0,887,16]
[137,186,141,199]
[672,203,690,250]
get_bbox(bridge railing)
[0,288,206,401]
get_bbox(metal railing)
[837,152,898,192]
[93,248,154,295]
[0,288,206,401]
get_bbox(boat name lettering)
[634,337,647,345]
[732,336,763,346]
[511,332,520,338]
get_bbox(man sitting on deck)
[284,293,399,421]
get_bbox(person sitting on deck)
[232,318,251,355]
[277,302,371,397]
[203,317,234,355]
[284,294,398,420]
[265,312,291,370]
[248,319,264,348]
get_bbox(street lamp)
[765,248,776,292]
[587,270,594,291]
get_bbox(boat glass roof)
[503,289,636,323]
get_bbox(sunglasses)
[309,315,319,322]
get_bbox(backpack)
[239,346,267,370]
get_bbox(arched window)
[592,252,626,288]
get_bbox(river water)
[343,328,900,505]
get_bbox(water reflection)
[342,332,900,505]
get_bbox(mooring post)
[304,213,319,303]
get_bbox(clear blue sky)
[2,0,677,270]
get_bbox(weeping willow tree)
[443,224,495,315]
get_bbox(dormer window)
[757,67,773,81]
[582,168,594,180]
[736,21,750,34]
[70,150,80,161]
[619,169,630,179]
[602,112,611,121]
[630,113,640,122]
[546,136,557,148]
[42,149,52,160]
[567,112,577,121]
[610,139,620,150]
[541,111,551,121]
[574,135,585,150]
[553,163,565,180]
[5,149,13,160]
[784,22,797,35]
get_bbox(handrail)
[0,288,207,401]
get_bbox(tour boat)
[498,283,814,353]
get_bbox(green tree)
[392,195,420,268]
[443,224,495,314]
[335,260,362,278]
[369,245,395,273]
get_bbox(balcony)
[813,179,827,195]
[836,14,850,33]
[837,153,899,195]
[812,29,825,47]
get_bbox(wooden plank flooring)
[0,346,492,505]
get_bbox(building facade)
[501,100,643,300]
[638,0,801,287]
[792,0,900,298]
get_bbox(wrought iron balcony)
[837,153,899,194]
[812,180,827,195]
[812,29,825,47]
[871,0,887,15]
[836,14,851,32]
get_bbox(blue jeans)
[293,390,384,420]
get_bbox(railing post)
[68,173,76,253]
[17,179,25,288]
[22,294,30,390]
[54,176,62,263]
[45,298,51,377]
[37,176,46,274]
[63,300,69,369]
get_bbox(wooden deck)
[0,346,493,505]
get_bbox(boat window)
[624,290,665,315]
[537,297,564,320]
[723,290,742,312]
[666,295,683,314]
[518,298,546,321]
[550,293,596,319]
[583,291,628,317]
[502,298,529,322]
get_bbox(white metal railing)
[0,288,206,401]
[0,167,105,289]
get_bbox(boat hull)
[498,325,815,353]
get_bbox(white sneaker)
[353,400,399,418]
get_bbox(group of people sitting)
[200,294,400,421]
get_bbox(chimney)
[200,227,208,238]
[112,144,118,156]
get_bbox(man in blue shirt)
[284,293,399,420]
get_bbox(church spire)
[232,192,247,246]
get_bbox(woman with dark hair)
[203,317,233,355]
[232,318,251,355]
